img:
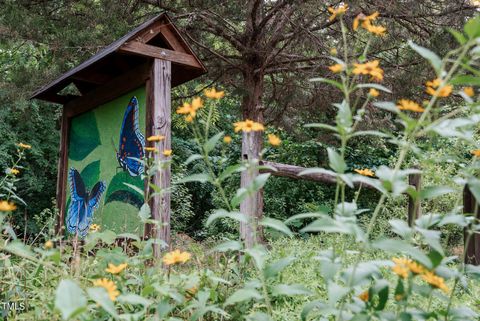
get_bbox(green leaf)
[87,287,118,316]
[185,154,203,165]
[447,28,466,44]
[206,209,248,226]
[224,288,262,306]
[356,83,392,93]
[259,217,293,237]
[372,239,431,268]
[419,186,456,200]
[4,241,34,258]
[304,123,338,132]
[218,164,245,182]
[327,148,346,174]
[449,75,480,86]
[178,173,212,184]
[204,131,224,153]
[373,101,398,113]
[264,256,296,279]
[251,173,271,192]
[246,312,273,321]
[309,77,343,90]
[271,284,312,296]
[117,293,152,307]
[55,280,87,320]
[284,212,328,225]
[464,15,480,39]
[138,203,151,221]
[408,41,442,74]
[123,182,144,197]
[213,240,243,252]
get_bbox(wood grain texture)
[119,42,201,69]
[146,59,172,258]
[407,172,422,226]
[239,131,264,248]
[55,108,70,235]
[464,185,480,265]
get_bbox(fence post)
[463,185,479,265]
[407,171,422,226]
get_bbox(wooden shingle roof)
[31,13,206,104]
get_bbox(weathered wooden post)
[463,185,480,265]
[31,13,206,258]
[407,171,422,226]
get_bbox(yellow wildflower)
[162,249,191,265]
[358,291,369,302]
[163,149,172,157]
[204,88,225,99]
[329,63,345,73]
[147,135,165,142]
[44,240,54,249]
[17,143,31,149]
[267,134,281,146]
[421,271,449,293]
[394,294,404,301]
[352,60,384,81]
[330,48,338,56]
[185,286,198,299]
[223,135,232,144]
[0,201,17,211]
[353,12,386,36]
[328,4,348,21]
[354,168,374,177]
[425,78,453,97]
[145,147,158,153]
[9,168,19,175]
[191,97,203,109]
[233,119,265,133]
[406,260,425,275]
[92,278,120,301]
[397,99,425,113]
[392,264,409,279]
[89,224,101,232]
[365,23,387,36]
[369,88,380,97]
[464,87,475,97]
[105,263,128,274]
[471,150,480,157]
[185,115,194,123]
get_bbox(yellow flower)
[17,143,31,149]
[162,249,191,265]
[328,63,345,73]
[191,97,204,109]
[145,147,158,153]
[204,88,225,99]
[353,12,386,36]
[392,264,409,279]
[397,99,425,113]
[394,294,404,301]
[406,261,425,275]
[0,201,17,211]
[364,23,387,36]
[421,271,449,293]
[471,149,480,157]
[369,88,380,97]
[352,60,384,81]
[92,278,120,301]
[177,102,194,115]
[89,224,101,232]
[185,286,198,299]
[464,87,475,97]
[147,135,165,142]
[223,135,232,144]
[9,168,19,175]
[105,263,128,274]
[358,291,369,302]
[233,119,265,133]
[330,48,338,56]
[185,115,194,123]
[267,134,281,146]
[354,168,374,177]
[44,240,54,249]
[163,149,172,157]
[327,4,348,21]
[425,78,453,97]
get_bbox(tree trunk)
[239,68,265,248]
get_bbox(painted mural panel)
[66,86,146,236]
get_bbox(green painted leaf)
[69,111,100,161]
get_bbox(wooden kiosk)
[31,13,206,251]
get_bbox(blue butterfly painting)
[66,168,106,236]
[116,96,145,176]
